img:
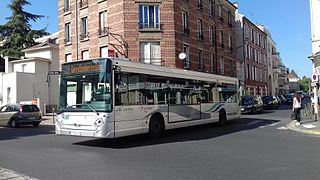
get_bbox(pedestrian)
[292,93,302,125]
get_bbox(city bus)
[55,58,240,138]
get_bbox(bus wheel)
[218,110,227,126]
[149,114,164,138]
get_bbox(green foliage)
[0,0,48,58]
[299,76,311,92]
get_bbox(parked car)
[278,95,287,104]
[0,104,42,128]
[241,96,264,114]
[262,96,277,109]
[284,94,293,105]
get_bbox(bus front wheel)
[148,114,164,138]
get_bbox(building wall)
[243,17,268,96]
[58,0,237,77]
[25,50,52,59]
[16,72,35,104]
[2,73,18,105]
[13,61,36,73]
[310,0,320,55]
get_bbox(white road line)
[269,122,281,127]
[277,126,288,130]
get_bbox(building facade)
[58,0,237,77]
[288,70,300,92]
[235,14,268,96]
[0,33,59,114]
[309,0,320,117]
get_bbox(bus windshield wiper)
[74,104,99,115]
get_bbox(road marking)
[269,122,281,127]
[302,124,317,129]
[277,126,288,130]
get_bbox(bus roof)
[111,58,238,85]
[62,57,238,85]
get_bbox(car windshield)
[241,96,254,105]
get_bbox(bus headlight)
[94,118,104,127]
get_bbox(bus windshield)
[59,59,112,113]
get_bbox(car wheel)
[10,119,19,128]
[32,122,40,127]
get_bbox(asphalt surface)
[1,106,320,180]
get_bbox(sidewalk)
[0,167,39,180]
[41,115,55,125]
[287,119,320,135]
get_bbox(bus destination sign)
[70,64,100,73]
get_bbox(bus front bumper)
[55,124,114,138]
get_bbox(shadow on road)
[73,118,280,149]
[0,125,54,141]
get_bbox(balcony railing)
[140,58,163,66]
[80,33,89,40]
[139,23,161,30]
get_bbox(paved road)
[0,106,320,180]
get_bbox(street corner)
[287,121,320,135]
[0,167,39,180]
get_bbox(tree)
[299,76,311,92]
[0,0,48,58]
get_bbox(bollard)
[53,107,55,124]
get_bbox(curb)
[0,167,39,180]
[287,121,320,135]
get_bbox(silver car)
[0,104,42,128]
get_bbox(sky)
[0,0,313,78]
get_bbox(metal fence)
[300,103,316,122]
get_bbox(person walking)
[292,93,302,125]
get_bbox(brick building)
[243,17,268,95]
[235,15,268,96]
[58,0,237,77]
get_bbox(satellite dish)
[178,53,187,60]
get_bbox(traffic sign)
[312,73,318,82]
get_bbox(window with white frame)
[209,0,214,17]
[64,0,70,12]
[80,17,88,40]
[140,42,161,65]
[198,49,204,71]
[65,53,72,62]
[228,35,232,50]
[197,19,203,40]
[183,44,190,69]
[139,5,160,29]
[99,11,108,35]
[219,31,224,47]
[209,25,214,45]
[100,46,108,58]
[65,23,71,43]
[81,50,89,60]
[182,11,189,34]
[220,56,224,75]
[218,4,222,17]
[211,53,215,73]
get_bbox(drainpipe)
[75,0,79,60]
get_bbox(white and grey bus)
[55,58,240,138]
